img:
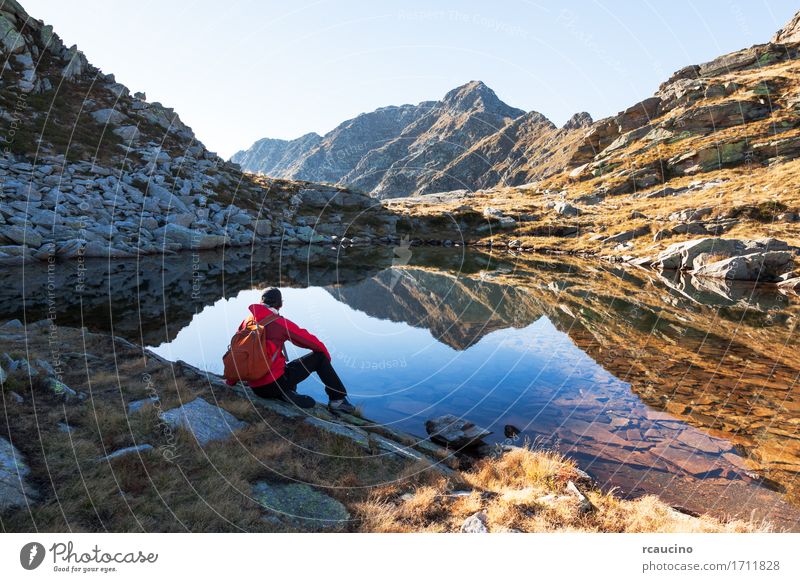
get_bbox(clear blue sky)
[23,0,798,158]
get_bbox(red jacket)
[226,303,330,387]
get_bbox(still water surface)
[3,246,799,528]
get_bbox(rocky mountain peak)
[440,80,525,118]
[771,10,800,44]
[562,111,593,130]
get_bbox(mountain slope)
[386,10,800,266]
[230,132,321,176]
[0,0,394,263]
[419,110,593,194]
[234,81,529,198]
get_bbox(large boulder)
[693,251,793,282]
[0,437,38,510]
[656,238,746,270]
[425,414,491,448]
[1,225,42,248]
[656,238,791,271]
[160,398,248,446]
[90,108,127,125]
[554,201,579,217]
[655,237,795,282]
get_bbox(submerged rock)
[160,398,248,446]
[251,481,350,531]
[425,414,491,448]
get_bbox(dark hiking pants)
[252,351,347,401]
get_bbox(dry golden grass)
[355,445,769,533]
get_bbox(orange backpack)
[222,313,282,383]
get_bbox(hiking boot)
[328,397,356,414]
[280,390,316,409]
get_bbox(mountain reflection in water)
[2,246,798,529]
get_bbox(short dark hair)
[262,287,282,308]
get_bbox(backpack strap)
[246,313,280,327]
[249,313,285,362]
[256,313,280,327]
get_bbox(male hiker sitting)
[223,287,356,413]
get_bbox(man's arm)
[281,318,331,360]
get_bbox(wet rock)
[1,319,23,330]
[504,424,521,439]
[0,436,38,510]
[251,481,350,532]
[425,414,491,448]
[461,511,489,533]
[99,444,153,462]
[160,398,248,446]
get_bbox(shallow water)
[3,246,799,528]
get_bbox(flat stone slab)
[0,436,38,510]
[160,398,248,446]
[251,481,350,531]
[304,417,370,448]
